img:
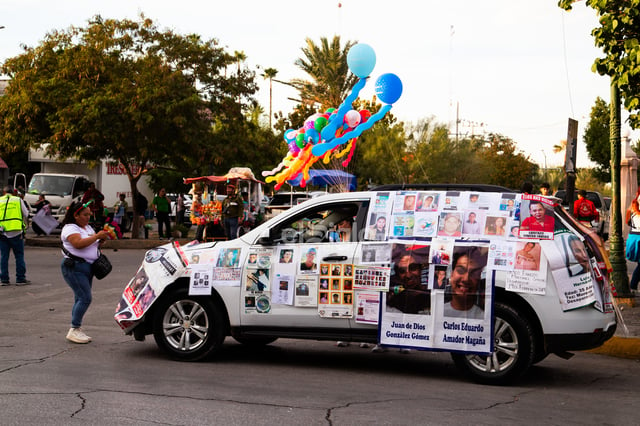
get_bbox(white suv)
[115,185,616,385]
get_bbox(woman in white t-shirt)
[61,201,110,344]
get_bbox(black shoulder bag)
[62,244,112,280]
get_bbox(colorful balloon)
[375,73,403,104]
[347,43,376,78]
[344,110,361,128]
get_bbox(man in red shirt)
[573,190,599,223]
[520,201,555,233]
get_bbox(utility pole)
[608,81,631,297]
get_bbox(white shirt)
[61,224,100,263]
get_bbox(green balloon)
[314,116,328,132]
[296,133,305,148]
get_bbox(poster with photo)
[415,192,441,212]
[298,246,319,274]
[392,212,415,237]
[442,191,462,210]
[271,274,294,305]
[461,192,496,210]
[379,242,492,353]
[360,243,392,264]
[246,268,271,292]
[487,240,516,271]
[353,265,391,291]
[187,248,219,265]
[366,192,394,241]
[437,211,463,237]
[499,193,518,214]
[317,262,353,316]
[294,276,318,307]
[505,241,548,295]
[189,264,213,295]
[518,195,555,240]
[461,210,486,237]
[430,239,453,266]
[385,243,431,315]
[393,191,418,212]
[506,216,521,240]
[430,264,449,290]
[540,231,596,310]
[275,246,296,276]
[413,211,439,238]
[354,291,380,324]
[216,248,241,267]
[483,214,509,237]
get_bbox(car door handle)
[323,255,347,261]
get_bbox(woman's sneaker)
[66,328,92,344]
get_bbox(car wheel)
[232,335,278,346]
[451,302,536,385]
[153,289,225,361]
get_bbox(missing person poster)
[379,242,493,354]
[540,231,596,310]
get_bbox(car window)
[270,203,361,244]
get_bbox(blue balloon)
[375,73,403,104]
[284,129,296,143]
[305,128,319,144]
[347,44,376,78]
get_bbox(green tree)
[261,67,279,129]
[290,36,358,110]
[559,0,640,295]
[0,15,257,236]
[583,97,611,181]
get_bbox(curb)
[586,336,640,360]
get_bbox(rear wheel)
[451,302,536,385]
[153,289,225,361]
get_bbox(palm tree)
[262,67,278,129]
[290,36,358,110]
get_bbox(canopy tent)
[183,167,264,186]
[287,169,357,192]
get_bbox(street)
[0,247,638,425]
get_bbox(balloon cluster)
[263,44,402,190]
[103,219,121,239]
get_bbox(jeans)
[61,260,93,328]
[156,211,171,238]
[631,263,640,290]
[224,217,239,240]
[0,235,26,282]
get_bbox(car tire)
[152,289,226,361]
[451,302,536,385]
[231,335,278,346]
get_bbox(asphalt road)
[0,247,638,425]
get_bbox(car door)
[239,198,370,333]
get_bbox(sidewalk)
[24,227,640,360]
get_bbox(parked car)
[553,190,609,240]
[115,185,615,385]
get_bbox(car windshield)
[28,175,75,196]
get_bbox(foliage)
[0,15,258,237]
[559,0,640,129]
[583,97,611,181]
[290,36,358,110]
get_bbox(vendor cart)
[183,167,265,241]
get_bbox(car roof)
[372,183,517,193]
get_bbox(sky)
[1,0,635,170]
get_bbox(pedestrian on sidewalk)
[152,188,171,239]
[60,201,110,344]
[0,186,30,285]
[625,188,640,292]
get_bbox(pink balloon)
[344,110,361,128]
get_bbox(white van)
[115,185,616,385]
